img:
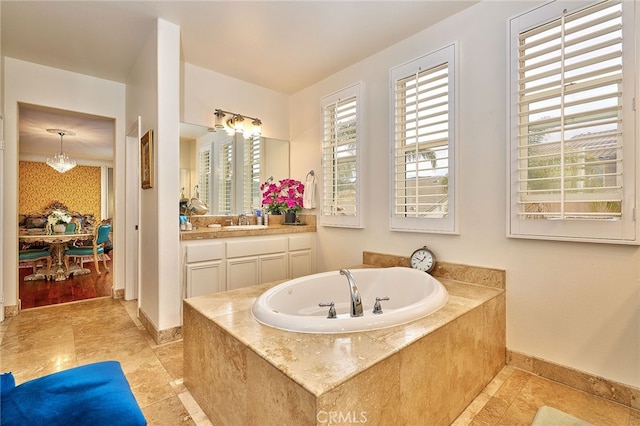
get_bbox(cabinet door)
[186,260,224,298]
[289,250,313,279]
[260,253,288,284]
[227,257,259,290]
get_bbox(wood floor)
[19,258,113,309]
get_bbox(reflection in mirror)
[179,123,290,215]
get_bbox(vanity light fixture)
[45,129,77,173]
[213,108,262,137]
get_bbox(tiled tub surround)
[363,252,640,411]
[183,261,506,425]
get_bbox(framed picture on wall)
[141,130,153,189]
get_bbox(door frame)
[125,117,141,303]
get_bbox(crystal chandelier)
[46,129,77,173]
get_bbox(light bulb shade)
[252,119,262,137]
[233,115,244,133]
[214,109,225,129]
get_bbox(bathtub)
[251,267,449,333]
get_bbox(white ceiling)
[2,0,477,160]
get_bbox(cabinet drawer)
[185,242,224,263]
[288,234,313,251]
[226,237,287,258]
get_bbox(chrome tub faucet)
[339,269,363,317]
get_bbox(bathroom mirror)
[179,122,290,215]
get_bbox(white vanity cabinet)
[183,241,225,298]
[288,234,315,279]
[181,232,315,298]
[226,237,288,290]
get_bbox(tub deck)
[183,263,505,425]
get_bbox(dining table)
[19,230,94,281]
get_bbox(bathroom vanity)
[183,255,506,425]
[180,215,316,299]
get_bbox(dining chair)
[19,249,52,280]
[63,223,111,275]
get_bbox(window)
[321,82,364,228]
[243,135,262,214]
[198,145,211,206]
[509,0,637,243]
[390,44,457,233]
[215,138,233,215]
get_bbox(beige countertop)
[181,214,317,240]
[180,223,316,240]
[183,274,503,396]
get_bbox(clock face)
[410,247,435,273]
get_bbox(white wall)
[126,19,181,332]
[156,19,181,330]
[0,4,4,321]
[289,1,640,388]
[126,23,161,329]
[182,62,289,141]
[2,57,126,307]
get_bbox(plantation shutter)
[390,44,456,233]
[393,63,449,218]
[198,146,211,206]
[322,97,357,215]
[516,0,623,220]
[217,140,233,215]
[243,136,262,213]
[321,82,364,228]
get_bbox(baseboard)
[507,349,639,410]
[112,288,124,299]
[3,305,19,319]
[137,306,182,345]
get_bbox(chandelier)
[46,129,77,173]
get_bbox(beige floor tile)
[473,396,511,425]
[1,297,636,426]
[452,392,492,425]
[141,395,195,426]
[0,298,208,426]
[178,390,214,426]
[483,365,516,396]
[153,340,184,381]
[492,368,531,405]
[512,375,630,426]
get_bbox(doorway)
[17,103,116,309]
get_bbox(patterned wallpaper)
[19,161,102,220]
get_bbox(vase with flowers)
[260,178,305,224]
[47,209,72,234]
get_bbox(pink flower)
[260,178,305,214]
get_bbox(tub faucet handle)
[373,297,390,315]
[318,302,337,319]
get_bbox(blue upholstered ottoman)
[0,361,146,425]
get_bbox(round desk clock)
[409,246,436,273]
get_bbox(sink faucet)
[237,213,247,225]
[339,269,363,317]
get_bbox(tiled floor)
[0,297,211,426]
[0,297,637,426]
